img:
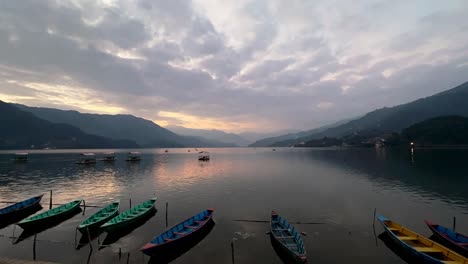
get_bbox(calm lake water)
[0,148,467,263]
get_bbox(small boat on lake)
[126,152,141,161]
[101,152,116,162]
[198,151,210,161]
[101,197,157,232]
[270,211,306,263]
[18,199,83,229]
[377,215,467,263]
[0,194,43,218]
[140,209,215,256]
[425,220,468,257]
[76,153,97,164]
[14,153,28,162]
[78,200,120,233]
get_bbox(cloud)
[0,0,467,132]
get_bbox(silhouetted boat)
[18,199,83,229]
[14,152,28,162]
[76,153,96,164]
[101,197,157,232]
[377,215,467,264]
[425,220,468,257]
[78,200,120,233]
[126,152,141,161]
[270,211,306,263]
[101,152,116,161]
[0,194,43,218]
[141,209,215,256]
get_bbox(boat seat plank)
[195,220,204,224]
[186,225,198,229]
[164,238,173,242]
[274,228,291,231]
[398,236,418,241]
[277,236,295,239]
[174,232,185,235]
[413,247,443,253]
[388,227,398,231]
[442,261,460,264]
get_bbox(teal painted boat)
[78,200,119,233]
[101,197,157,232]
[18,199,83,229]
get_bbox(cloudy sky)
[1,0,468,132]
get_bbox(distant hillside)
[0,101,138,149]
[263,81,468,147]
[17,105,225,148]
[238,129,300,142]
[167,126,249,146]
[403,115,468,145]
[249,118,354,147]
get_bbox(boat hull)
[101,198,156,233]
[78,202,119,234]
[270,211,307,263]
[377,215,467,264]
[0,194,43,219]
[425,220,468,257]
[141,209,215,257]
[18,199,82,230]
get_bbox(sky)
[1,0,468,133]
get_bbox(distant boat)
[140,209,215,256]
[272,149,276,151]
[101,152,116,162]
[165,149,169,153]
[14,152,28,162]
[198,154,210,161]
[377,215,467,263]
[270,211,307,263]
[76,153,97,164]
[0,194,43,218]
[18,199,83,229]
[101,197,157,232]
[126,152,141,161]
[425,220,468,257]
[78,200,120,234]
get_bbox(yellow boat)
[378,215,468,264]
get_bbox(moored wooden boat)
[76,153,97,164]
[18,199,83,229]
[270,211,307,263]
[140,208,215,256]
[377,215,468,264]
[78,200,120,233]
[0,194,44,218]
[425,220,468,257]
[101,152,116,162]
[126,152,141,161]
[101,197,157,232]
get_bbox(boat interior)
[383,220,466,263]
[271,214,305,255]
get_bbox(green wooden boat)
[101,197,157,232]
[18,199,83,229]
[78,200,119,233]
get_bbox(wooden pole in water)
[165,202,168,228]
[86,227,93,250]
[373,208,376,227]
[33,234,37,260]
[129,198,132,209]
[453,216,456,231]
[49,190,53,209]
[231,239,235,264]
[83,200,86,215]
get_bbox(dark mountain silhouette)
[16,104,227,147]
[402,115,468,145]
[0,101,138,149]
[255,81,468,147]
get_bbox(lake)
[0,148,467,263]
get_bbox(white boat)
[126,152,141,161]
[76,153,97,164]
[101,152,116,161]
[14,153,28,162]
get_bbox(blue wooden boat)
[377,215,467,264]
[140,209,214,256]
[425,220,468,257]
[0,194,44,218]
[270,211,307,263]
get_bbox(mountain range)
[16,104,236,148]
[0,101,138,149]
[250,81,468,147]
